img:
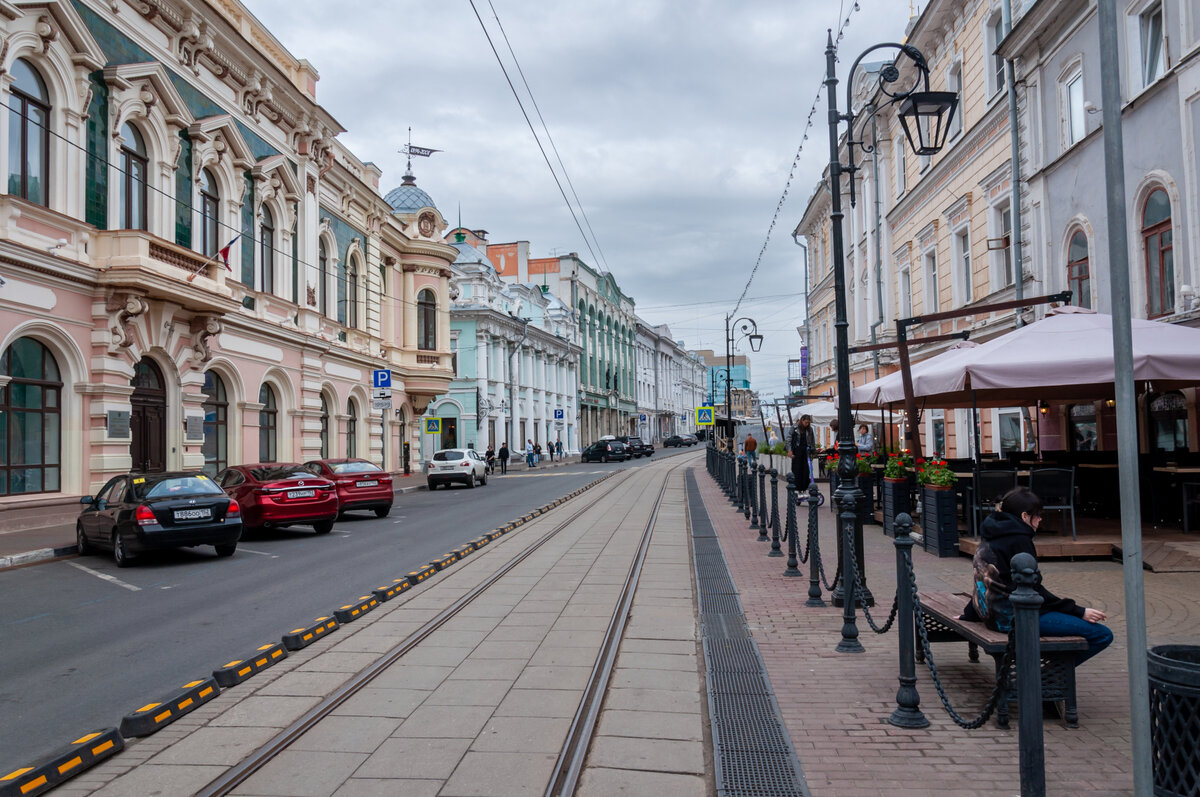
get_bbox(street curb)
[0,545,78,570]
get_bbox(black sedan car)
[664,434,697,447]
[617,435,652,458]
[77,472,242,566]
[581,440,629,463]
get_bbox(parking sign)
[554,409,564,420]
[372,369,391,388]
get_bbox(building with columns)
[483,243,637,443]
[0,0,455,522]
[430,230,580,456]
[635,318,708,443]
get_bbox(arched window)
[318,240,329,316]
[8,58,50,206]
[0,337,62,494]
[319,394,330,458]
[1143,188,1174,317]
[347,256,360,328]
[259,205,275,294]
[202,371,228,475]
[258,384,277,463]
[1067,230,1091,309]
[346,398,358,458]
[1148,391,1188,453]
[417,289,436,350]
[200,169,220,257]
[118,122,148,230]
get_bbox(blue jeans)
[1038,611,1113,666]
[747,451,758,468]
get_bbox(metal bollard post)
[768,469,783,557]
[742,461,751,520]
[806,482,825,606]
[734,458,745,511]
[784,473,800,575]
[749,463,760,530]
[888,513,929,728]
[757,466,769,542]
[835,486,864,653]
[1011,552,1046,797]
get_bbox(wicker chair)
[1030,468,1077,540]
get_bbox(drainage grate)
[687,470,810,797]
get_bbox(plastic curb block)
[0,728,123,797]
[405,564,436,587]
[118,678,219,737]
[282,616,340,651]
[372,579,412,602]
[212,642,288,687]
[333,595,379,624]
[429,552,459,571]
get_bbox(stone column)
[476,332,489,451]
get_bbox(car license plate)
[287,489,316,499]
[355,480,378,487]
[173,508,211,520]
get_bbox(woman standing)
[789,415,817,490]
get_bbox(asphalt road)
[0,447,701,772]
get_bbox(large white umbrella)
[789,400,895,425]
[850,342,981,407]
[878,307,1200,406]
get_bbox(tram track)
[196,454,694,797]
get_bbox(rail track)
[197,454,692,797]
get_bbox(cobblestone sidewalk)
[694,467,1198,796]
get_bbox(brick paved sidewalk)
[694,466,1200,796]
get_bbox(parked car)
[77,471,242,566]
[427,448,488,489]
[581,440,629,463]
[304,458,393,518]
[663,435,685,448]
[216,464,338,534]
[617,435,651,458]
[681,433,699,446]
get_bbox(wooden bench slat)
[920,592,1088,652]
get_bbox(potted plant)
[918,458,960,557]
[882,450,913,537]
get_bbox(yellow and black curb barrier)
[470,535,490,549]
[213,642,288,687]
[282,616,340,651]
[451,542,475,559]
[118,678,219,738]
[486,530,504,541]
[372,579,411,603]
[333,595,379,624]
[429,552,459,571]
[406,564,436,587]
[0,728,123,797]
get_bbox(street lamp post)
[822,30,958,653]
[725,315,764,443]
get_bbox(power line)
[467,0,603,271]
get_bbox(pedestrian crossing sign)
[424,418,441,434]
[696,406,715,426]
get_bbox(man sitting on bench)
[962,486,1113,666]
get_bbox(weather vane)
[400,126,442,177]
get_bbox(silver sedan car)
[426,448,489,489]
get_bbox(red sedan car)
[216,464,338,534]
[303,459,393,518]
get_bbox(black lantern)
[897,90,959,156]
[748,333,764,352]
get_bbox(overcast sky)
[245,0,915,401]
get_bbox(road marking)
[236,547,278,558]
[65,561,141,592]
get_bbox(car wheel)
[112,530,133,568]
[601,454,609,463]
[479,471,488,486]
[214,543,237,558]
[313,520,334,534]
[76,523,91,556]
[427,480,436,490]
[374,506,390,518]
[467,473,476,489]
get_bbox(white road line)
[235,547,278,557]
[65,561,141,592]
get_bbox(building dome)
[450,241,496,270]
[384,171,436,214]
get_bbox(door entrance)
[130,358,167,473]
[440,418,458,450]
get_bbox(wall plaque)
[107,410,131,439]
[185,415,205,441]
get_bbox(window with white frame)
[947,62,963,139]
[956,229,972,304]
[895,136,907,196]
[989,15,1007,96]
[899,262,912,317]
[992,201,1014,287]
[1140,2,1167,86]
[924,249,939,312]
[998,409,1026,453]
[1065,69,1086,146]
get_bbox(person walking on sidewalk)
[526,440,535,468]
[484,444,495,475]
[743,432,758,469]
[498,442,510,474]
[962,486,1113,665]
[788,415,816,490]
[555,439,563,459]
[534,442,542,464]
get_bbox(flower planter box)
[922,484,960,557]
[857,474,877,527]
[882,477,911,538]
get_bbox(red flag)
[217,234,239,271]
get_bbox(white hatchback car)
[426,448,489,490]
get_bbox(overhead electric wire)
[467,0,602,271]
[485,0,610,273]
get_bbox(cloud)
[246,0,914,399]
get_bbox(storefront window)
[1148,391,1188,452]
[202,371,228,475]
[1068,404,1097,451]
[0,337,62,494]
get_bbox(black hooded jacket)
[961,511,1083,631]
